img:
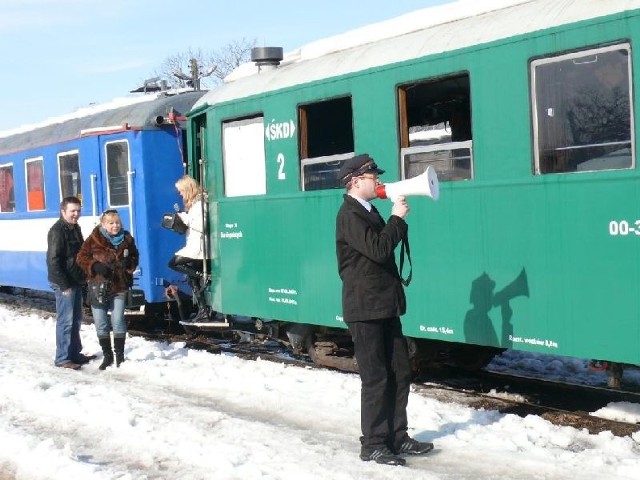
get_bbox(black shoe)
[75,354,97,365]
[395,438,434,455]
[360,446,406,466]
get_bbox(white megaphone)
[375,166,439,202]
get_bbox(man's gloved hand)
[92,262,112,278]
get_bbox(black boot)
[98,337,114,370]
[114,336,126,367]
[188,275,211,322]
[192,306,212,323]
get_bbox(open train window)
[222,116,266,197]
[0,164,15,213]
[398,73,473,182]
[25,157,45,212]
[58,150,81,201]
[105,141,130,207]
[532,43,634,174]
[298,96,354,191]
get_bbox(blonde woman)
[77,210,139,370]
[167,175,211,322]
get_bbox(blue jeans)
[92,292,127,338]
[52,283,84,365]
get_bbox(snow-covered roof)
[0,90,206,156]
[195,0,640,109]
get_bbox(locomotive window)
[105,141,130,207]
[532,44,634,174]
[299,96,354,191]
[222,116,266,197]
[25,157,45,212]
[58,151,81,201]
[398,73,473,182]
[0,164,15,213]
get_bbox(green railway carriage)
[186,0,640,370]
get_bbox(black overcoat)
[46,218,86,290]
[335,194,408,322]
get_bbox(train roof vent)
[251,47,284,71]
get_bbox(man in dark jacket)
[47,196,94,369]
[335,154,434,466]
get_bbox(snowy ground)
[1,305,639,480]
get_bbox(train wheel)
[406,338,438,377]
[139,302,175,333]
[450,345,502,371]
[588,360,609,372]
[606,362,623,389]
[305,335,358,372]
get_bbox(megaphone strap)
[399,235,412,287]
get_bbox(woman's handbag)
[87,280,111,307]
[161,212,188,234]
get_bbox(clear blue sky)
[0,0,451,132]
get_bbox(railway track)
[139,327,640,437]
[2,289,639,437]
[414,367,640,437]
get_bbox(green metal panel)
[197,7,640,365]
[213,192,344,327]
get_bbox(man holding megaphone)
[335,153,434,466]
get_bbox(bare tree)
[152,39,256,91]
[208,38,257,81]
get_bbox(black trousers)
[168,255,203,278]
[168,255,205,308]
[348,317,412,451]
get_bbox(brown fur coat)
[77,226,139,295]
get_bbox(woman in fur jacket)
[77,209,139,370]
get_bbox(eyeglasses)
[102,209,118,217]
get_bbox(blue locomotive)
[0,90,205,314]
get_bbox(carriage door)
[191,113,211,274]
[101,139,133,235]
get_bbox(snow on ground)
[0,305,639,480]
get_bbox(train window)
[105,141,130,206]
[58,151,81,201]
[532,44,634,174]
[25,157,45,211]
[398,73,473,182]
[0,164,15,213]
[222,116,266,197]
[299,96,354,191]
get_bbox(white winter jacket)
[175,199,204,259]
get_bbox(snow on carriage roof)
[0,95,154,140]
[194,0,640,109]
[0,90,205,155]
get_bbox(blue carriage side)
[0,90,206,308]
